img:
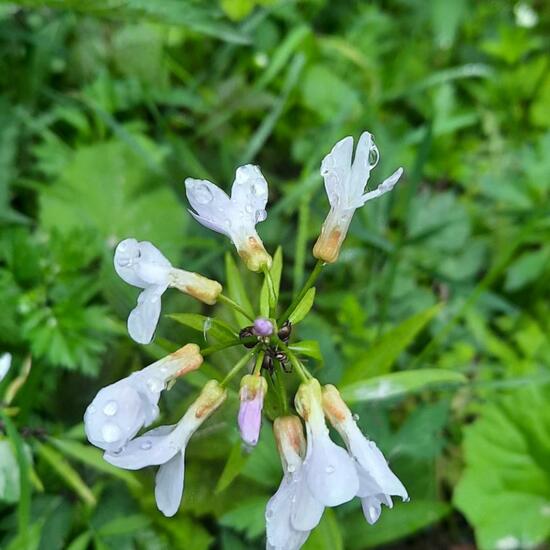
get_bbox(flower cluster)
[85,131,405,546]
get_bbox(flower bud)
[273,416,306,471]
[321,384,353,428]
[191,380,227,420]
[169,269,222,305]
[253,317,274,337]
[238,374,268,446]
[237,235,272,272]
[313,209,353,264]
[294,378,324,427]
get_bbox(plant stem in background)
[280,259,324,322]
[221,348,257,386]
[218,293,255,323]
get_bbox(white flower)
[266,416,321,550]
[322,384,408,524]
[84,344,203,453]
[0,353,12,383]
[104,380,226,517]
[295,380,359,508]
[313,131,403,263]
[114,238,222,344]
[185,165,272,272]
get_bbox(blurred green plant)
[0,0,549,548]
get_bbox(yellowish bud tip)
[321,384,351,426]
[194,380,227,419]
[169,269,222,305]
[240,373,268,399]
[170,343,204,378]
[274,415,306,460]
[294,378,322,421]
[238,236,272,272]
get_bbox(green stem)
[253,350,265,375]
[201,338,255,357]
[220,348,257,387]
[262,265,277,316]
[275,338,311,382]
[274,362,289,414]
[218,293,255,323]
[280,259,324,323]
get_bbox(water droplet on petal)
[325,465,335,474]
[140,440,152,450]
[193,183,213,205]
[146,377,163,393]
[102,422,121,443]
[266,509,273,519]
[245,204,253,214]
[352,413,360,422]
[287,464,296,473]
[87,405,96,415]
[251,182,265,196]
[103,401,118,416]
[255,209,267,223]
[368,145,379,168]
[117,257,131,267]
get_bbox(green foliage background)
[0,0,549,548]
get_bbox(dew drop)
[245,204,253,214]
[103,400,118,416]
[87,405,96,415]
[255,209,267,223]
[140,440,152,450]
[147,377,163,393]
[102,422,121,443]
[368,145,379,168]
[352,413,360,422]
[266,509,273,519]
[117,257,131,267]
[251,182,265,196]
[193,183,213,205]
[325,465,335,474]
[287,464,296,473]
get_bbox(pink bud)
[238,375,267,446]
[253,317,274,337]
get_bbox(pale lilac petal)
[103,424,179,470]
[127,285,166,344]
[230,164,268,225]
[361,496,382,525]
[290,468,325,531]
[238,393,263,446]
[114,238,171,288]
[185,178,234,234]
[188,210,230,237]
[320,136,353,208]
[155,450,185,517]
[304,425,359,507]
[84,381,149,453]
[0,353,12,382]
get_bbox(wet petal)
[290,468,325,531]
[155,450,185,517]
[359,167,403,206]
[349,131,376,196]
[361,496,382,525]
[320,136,353,208]
[304,425,359,507]
[103,424,180,470]
[230,165,268,225]
[127,285,166,344]
[185,178,234,236]
[84,380,149,452]
[0,353,12,383]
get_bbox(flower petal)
[304,425,359,507]
[103,424,180,470]
[349,131,376,196]
[127,285,166,344]
[290,469,325,531]
[361,496,382,525]
[155,450,185,517]
[84,380,149,452]
[360,167,403,206]
[185,178,234,236]
[114,238,171,288]
[0,353,12,383]
[320,136,353,208]
[230,164,268,225]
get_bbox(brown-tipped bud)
[294,378,323,425]
[273,415,306,471]
[313,209,353,264]
[169,269,222,305]
[167,343,203,378]
[192,380,227,419]
[238,235,272,272]
[322,384,353,428]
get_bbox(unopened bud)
[253,317,274,337]
[273,415,306,472]
[192,380,227,420]
[238,374,268,446]
[294,378,324,426]
[237,235,272,272]
[313,209,353,263]
[169,269,222,305]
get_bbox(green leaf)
[0,438,20,503]
[288,287,316,325]
[39,139,187,259]
[168,313,238,343]
[454,385,550,550]
[220,496,268,539]
[289,340,323,362]
[66,532,93,550]
[215,440,250,494]
[340,369,467,403]
[36,443,96,506]
[225,253,255,326]
[97,514,150,537]
[303,509,343,550]
[342,304,442,383]
[342,500,451,549]
[260,247,282,317]
[48,437,140,490]
[504,248,549,292]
